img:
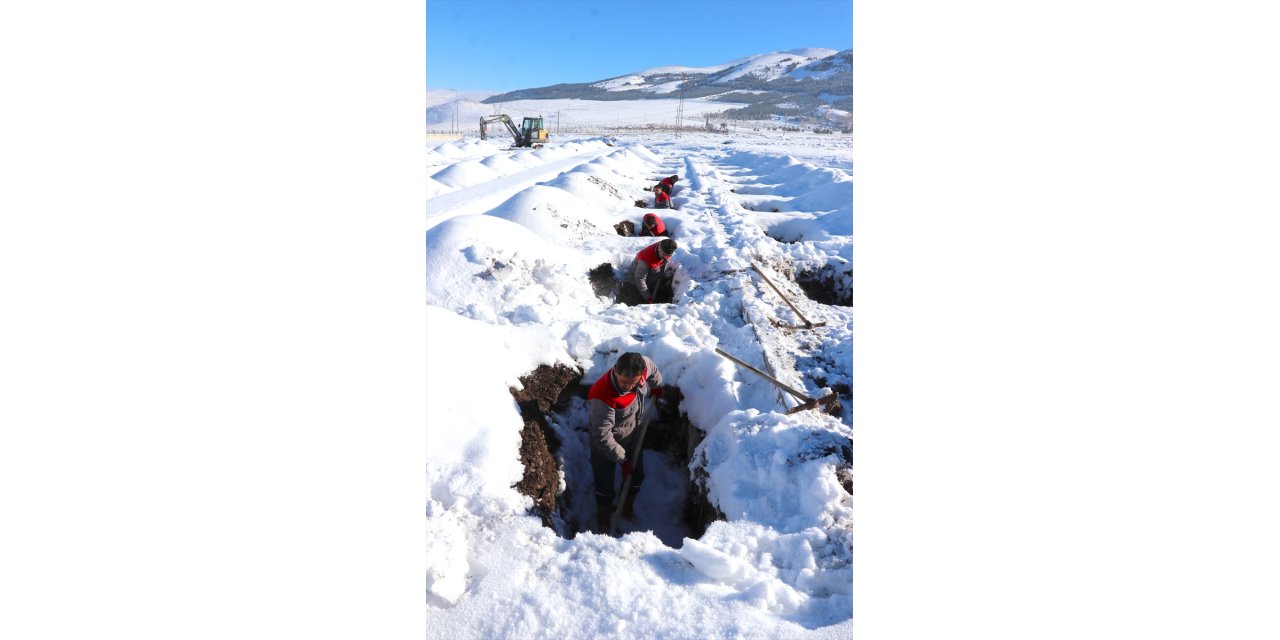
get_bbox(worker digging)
[638,212,670,237]
[655,174,678,195]
[587,352,664,535]
[620,238,678,306]
[651,185,676,209]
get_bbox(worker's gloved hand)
[650,386,664,399]
[621,460,634,477]
[645,295,653,304]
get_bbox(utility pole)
[675,73,686,138]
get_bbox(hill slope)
[482,49,852,121]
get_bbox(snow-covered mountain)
[481,48,851,122]
[593,48,840,91]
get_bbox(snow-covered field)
[427,93,755,135]
[426,130,853,638]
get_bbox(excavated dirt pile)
[588,263,617,298]
[509,364,583,528]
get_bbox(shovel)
[610,392,656,536]
[750,263,825,330]
[714,347,840,415]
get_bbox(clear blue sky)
[426,0,853,92]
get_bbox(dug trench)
[508,364,722,544]
[588,262,680,307]
[795,264,851,307]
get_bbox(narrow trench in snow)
[588,262,681,307]
[509,365,720,546]
[795,265,851,307]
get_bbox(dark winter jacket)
[639,213,668,237]
[587,356,663,463]
[628,241,673,301]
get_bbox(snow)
[712,50,839,84]
[633,63,736,76]
[592,75,649,91]
[645,80,684,95]
[427,125,851,638]
[426,96,749,132]
[788,64,849,82]
[781,47,840,59]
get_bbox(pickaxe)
[611,392,656,536]
[715,347,841,415]
[750,263,825,330]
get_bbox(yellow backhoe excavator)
[479,114,549,148]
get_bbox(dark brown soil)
[685,463,724,539]
[615,220,636,235]
[588,263,617,298]
[639,386,686,457]
[509,364,583,528]
[512,364,582,415]
[616,275,676,307]
[836,436,852,495]
[796,265,851,307]
[513,415,559,527]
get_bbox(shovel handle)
[714,347,813,402]
[611,393,655,535]
[751,263,816,329]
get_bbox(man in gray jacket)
[587,352,664,533]
[622,238,677,305]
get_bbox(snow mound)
[425,147,448,166]
[541,172,633,209]
[628,145,665,165]
[680,520,852,626]
[425,175,452,199]
[479,153,523,175]
[484,185,619,245]
[786,180,852,213]
[431,159,500,189]
[767,207,852,242]
[696,409,851,531]
[426,214,598,324]
[425,308,534,511]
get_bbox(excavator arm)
[479,114,523,145]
